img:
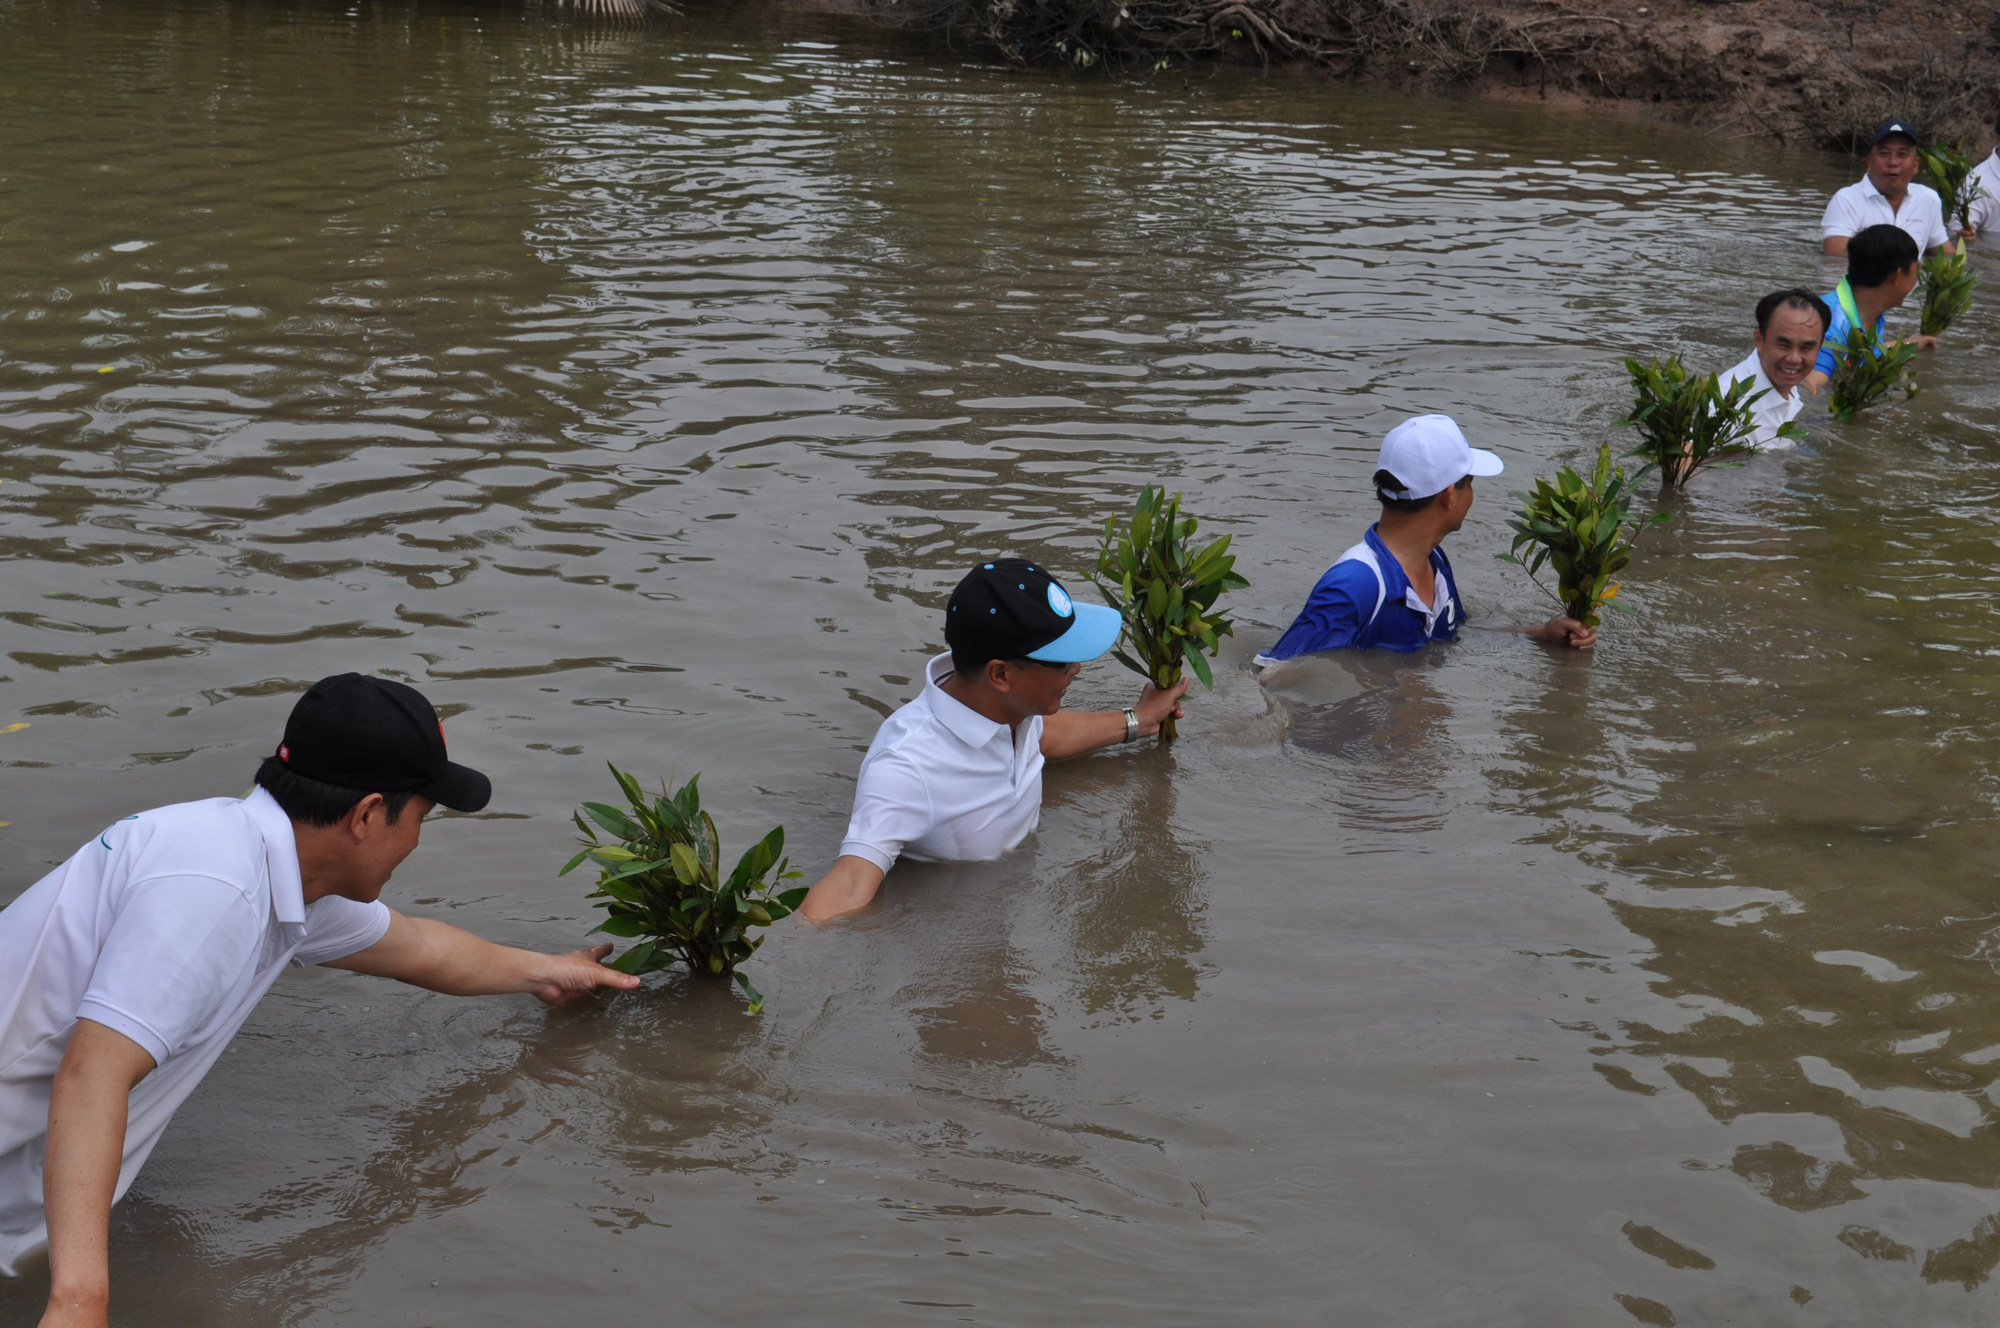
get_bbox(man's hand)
[1527,615,1597,649]
[1133,677,1190,738]
[41,1020,156,1328]
[799,855,887,925]
[324,912,641,1001]
[1914,333,1940,350]
[524,944,640,1005]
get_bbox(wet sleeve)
[838,752,933,875]
[1820,191,1856,239]
[1261,562,1376,661]
[1813,315,1843,376]
[74,876,265,1066]
[294,897,394,966]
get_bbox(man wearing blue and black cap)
[799,560,1186,923]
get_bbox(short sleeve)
[1814,310,1844,376]
[1262,561,1379,660]
[1820,191,1855,239]
[294,896,394,966]
[838,752,933,874]
[74,876,265,1066]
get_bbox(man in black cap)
[799,560,1186,923]
[1821,118,1953,258]
[0,674,637,1324]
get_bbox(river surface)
[4,1,2000,1323]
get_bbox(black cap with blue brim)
[945,558,1123,666]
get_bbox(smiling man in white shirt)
[1717,288,1831,450]
[1821,118,1953,258]
[1,674,638,1327]
[800,559,1186,923]
[1966,115,2000,244]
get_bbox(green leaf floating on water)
[566,763,803,1012]
[1089,485,1248,742]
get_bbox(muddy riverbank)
[850,0,2000,148]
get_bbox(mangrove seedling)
[1918,141,1986,234]
[1090,485,1248,742]
[1500,444,1666,629]
[561,764,805,1013]
[1826,324,1918,422]
[1919,246,1977,338]
[1618,355,1777,490]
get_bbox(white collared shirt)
[1719,349,1805,450]
[1821,175,1950,253]
[838,652,1046,873]
[1969,150,2000,240]
[0,789,391,1274]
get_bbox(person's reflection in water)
[882,857,1052,1071]
[0,990,764,1328]
[1042,753,1210,1021]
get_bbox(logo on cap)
[1047,584,1073,618]
[278,744,290,762]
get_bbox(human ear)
[985,658,1014,693]
[346,792,386,842]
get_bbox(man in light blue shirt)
[1256,415,1593,663]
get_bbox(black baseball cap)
[1870,119,1921,148]
[944,558,1122,668]
[275,674,491,813]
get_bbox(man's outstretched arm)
[41,1019,156,1328]
[323,910,641,1004]
[1040,677,1189,760]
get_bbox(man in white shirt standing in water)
[800,559,1186,923]
[0,674,638,1327]
[1821,118,1953,259]
[1718,289,1831,449]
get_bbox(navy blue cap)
[1871,119,1921,147]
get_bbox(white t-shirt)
[837,652,1046,873]
[1719,349,1805,450]
[0,789,391,1274]
[1968,151,2000,241]
[1820,176,1950,254]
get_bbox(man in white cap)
[1821,118,1953,258]
[1254,415,1594,664]
[801,558,1186,923]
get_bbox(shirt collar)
[924,652,1009,749]
[1857,174,1886,202]
[1366,525,1452,627]
[242,786,306,926]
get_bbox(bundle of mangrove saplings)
[562,764,805,1012]
[1501,444,1666,631]
[1618,355,1777,489]
[1827,326,1919,423]
[1919,141,1987,235]
[1091,485,1247,742]
[1920,247,1977,337]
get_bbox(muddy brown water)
[5,1,2000,1323]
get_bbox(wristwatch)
[1123,707,1140,743]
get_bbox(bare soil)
[850,0,2000,149]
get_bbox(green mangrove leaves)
[1827,325,1918,422]
[1618,355,1779,490]
[1920,246,1977,338]
[561,764,805,1013]
[1501,444,1667,629]
[1091,485,1248,742]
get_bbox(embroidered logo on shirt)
[1047,584,1073,618]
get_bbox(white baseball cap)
[1376,414,1504,502]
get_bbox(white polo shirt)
[1719,349,1805,450]
[0,789,391,1274]
[1820,176,1950,254]
[837,652,1046,873]
[1969,151,2000,241]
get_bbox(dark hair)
[255,757,413,827]
[1755,288,1832,334]
[1847,224,1920,289]
[1374,469,1470,514]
